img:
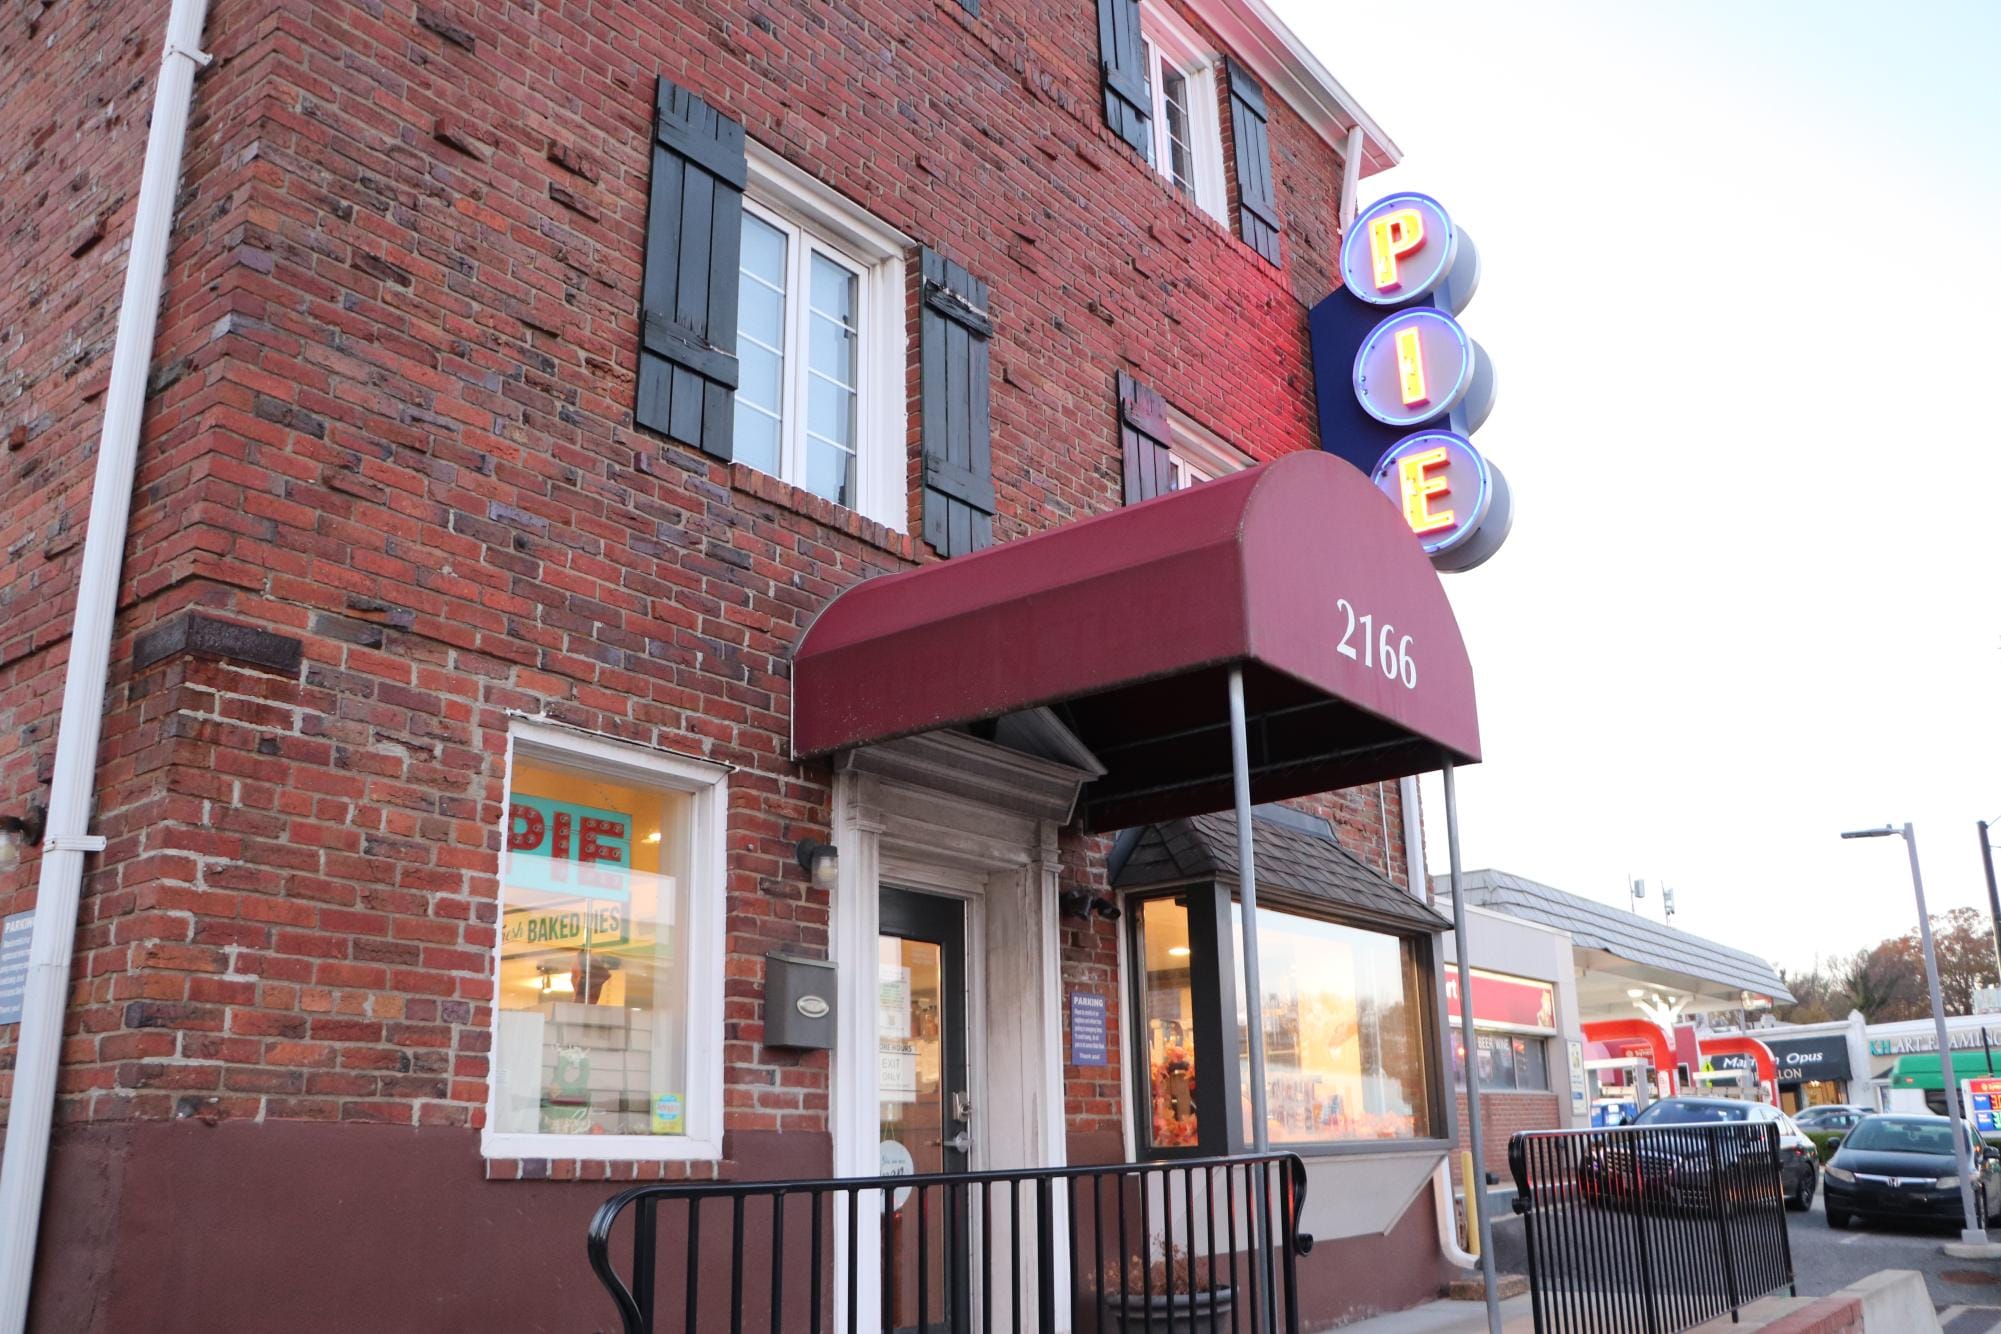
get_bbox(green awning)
[1890,1050,2001,1091]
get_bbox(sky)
[1271,1,2001,978]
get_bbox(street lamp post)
[1979,820,2001,990]
[1841,823,1987,1248]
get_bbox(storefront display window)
[1232,905,1431,1144]
[487,726,726,1160]
[1135,897,1200,1149]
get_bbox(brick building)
[0,0,1494,1329]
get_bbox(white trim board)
[1181,0,1401,174]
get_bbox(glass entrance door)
[877,887,970,1334]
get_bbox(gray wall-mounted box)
[764,953,838,1050]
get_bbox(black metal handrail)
[588,1151,1312,1334]
[1508,1122,1797,1334]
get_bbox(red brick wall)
[0,0,300,1144]
[1455,1089,1564,1184]
[0,0,1403,1178]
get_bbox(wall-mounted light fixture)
[1058,887,1121,921]
[0,803,46,870]
[795,838,840,889]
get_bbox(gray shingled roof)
[1113,805,1448,933]
[1457,869,1794,1003]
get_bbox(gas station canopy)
[1456,869,1794,1018]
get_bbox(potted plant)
[1095,1246,1232,1333]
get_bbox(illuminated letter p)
[1369,209,1426,292]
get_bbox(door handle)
[931,1130,972,1153]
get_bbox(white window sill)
[482,1130,725,1163]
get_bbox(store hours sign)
[1309,193,1513,573]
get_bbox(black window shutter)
[1118,372,1174,505]
[920,249,996,557]
[1225,58,1282,267]
[635,76,745,460]
[1097,0,1152,160]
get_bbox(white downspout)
[1433,1160,1481,1269]
[1339,125,1366,232]
[0,2,212,1329]
[1402,776,1479,1267]
[1400,775,1426,900]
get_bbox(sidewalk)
[1331,1293,1537,1333]
[1329,1290,1809,1333]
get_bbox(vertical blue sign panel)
[1069,990,1108,1067]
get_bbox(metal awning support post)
[1227,667,1280,1334]
[1443,761,1502,1333]
[1228,667,1270,1152]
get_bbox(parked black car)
[1578,1097,1819,1213]
[1793,1104,1870,1133]
[1823,1113,2001,1229]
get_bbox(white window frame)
[482,718,730,1163]
[738,143,912,532]
[1140,2,1229,226]
[1164,404,1252,488]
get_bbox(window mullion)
[784,222,810,489]
[852,254,873,522]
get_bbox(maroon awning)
[793,450,1480,830]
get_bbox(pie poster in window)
[506,797,634,902]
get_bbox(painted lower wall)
[34,1122,1455,1332]
[33,1121,832,1334]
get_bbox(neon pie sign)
[1312,194,1512,573]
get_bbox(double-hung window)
[731,145,910,531]
[1139,2,1228,225]
[1165,405,1251,490]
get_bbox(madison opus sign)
[1711,1036,1852,1083]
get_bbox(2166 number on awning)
[1336,597,1416,690]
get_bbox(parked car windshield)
[1844,1119,1957,1155]
[1631,1100,1749,1125]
